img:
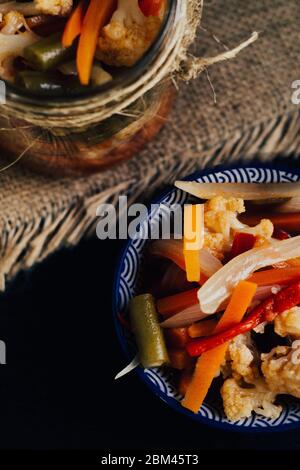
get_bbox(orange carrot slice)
[182,280,257,413]
[157,288,199,318]
[77,0,116,85]
[188,319,218,338]
[183,205,204,282]
[248,267,300,286]
[62,0,87,47]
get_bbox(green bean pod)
[23,33,75,71]
[17,71,91,97]
[129,294,169,368]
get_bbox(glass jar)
[0,0,179,176]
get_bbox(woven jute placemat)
[0,0,299,289]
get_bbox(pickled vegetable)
[17,70,91,96]
[129,294,169,368]
[23,33,75,71]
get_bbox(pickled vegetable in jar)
[0,0,178,175]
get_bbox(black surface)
[0,236,298,451]
[0,157,300,451]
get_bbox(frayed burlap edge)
[0,109,299,291]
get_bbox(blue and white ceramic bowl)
[113,165,300,432]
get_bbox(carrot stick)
[150,240,208,285]
[62,0,87,47]
[182,280,257,413]
[169,349,193,370]
[188,319,218,338]
[248,267,300,286]
[240,212,300,233]
[183,205,204,282]
[157,288,199,318]
[178,369,193,397]
[164,327,189,349]
[77,0,116,85]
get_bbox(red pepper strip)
[273,281,300,316]
[228,232,256,260]
[273,228,291,240]
[186,281,300,357]
[139,0,164,16]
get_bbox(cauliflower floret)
[0,0,72,17]
[0,30,38,80]
[203,232,226,260]
[227,334,259,383]
[205,209,244,241]
[203,196,274,257]
[34,0,72,15]
[253,321,267,334]
[97,0,161,67]
[274,307,300,339]
[204,196,245,241]
[261,344,300,397]
[206,196,245,214]
[242,219,274,241]
[221,333,259,383]
[221,378,282,421]
[0,10,26,34]
[220,333,284,421]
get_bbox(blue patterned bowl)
[113,165,300,432]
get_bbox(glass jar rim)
[5,0,176,107]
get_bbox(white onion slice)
[175,182,300,200]
[276,197,300,213]
[199,248,223,277]
[254,284,281,300]
[114,355,139,380]
[91,64,112,86]
[160,304,209,328]
[198,235,300,314]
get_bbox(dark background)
[0,159,300,451]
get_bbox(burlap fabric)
[0,0,299,289]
